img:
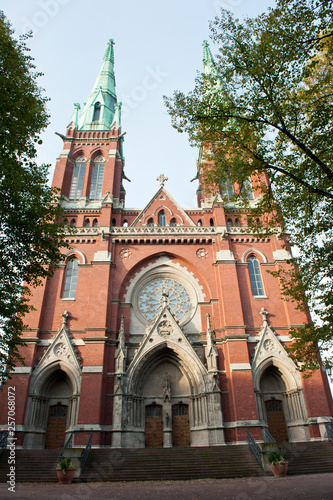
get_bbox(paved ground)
[0,473,332,500]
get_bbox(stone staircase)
[282,441,333,475]
[78,445,267,482]
[0,449,60,483]
[0,441,332,483]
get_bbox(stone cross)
[156,174,168,187]
[259,307,268,326]
[61,310,69,327]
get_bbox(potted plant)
[56,458,76,484]
[268,450,288,478]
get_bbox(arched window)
[227,218,233,227]
[62,258,79,299]
[170,218,177,226]
[221,179,234,200]
[158,210,166,226]
[197,219,202,227]
[93,102,101,122]
[147,218,154,226]
[89,161,104,200]
[241,179,254,200]
[248,255,265,296]
[69,162,86,201]
[93,219,98,227]
[123,220,128,227]
[111,218,116,227]
[210,218,214,227]
[85,219,90,227]
[235,218,240,227]
[70,219,76,227]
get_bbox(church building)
[2,39,332,450]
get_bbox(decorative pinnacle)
[156,174,168,187]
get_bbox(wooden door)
[145,405,163,448]
[45,404,68,449]
[172,404,190,447]
[265,399,288,442]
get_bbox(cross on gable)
[156,174,168,187]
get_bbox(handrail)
[325,423,333,442]
[246,428,263,466]
[80,432,93,473]
[0,432,8,455]
[262,427,276,443]
[59,431,76,461]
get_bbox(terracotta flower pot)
[56,467,76,484]
[270,462,288,478]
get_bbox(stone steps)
[283,441,333,475]
[0,441,332,483]
[78,445,267,482]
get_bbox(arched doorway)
[142,357,191,448]
[42,369,72,448]
[260,366,289,442]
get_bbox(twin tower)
[2,39,332,450]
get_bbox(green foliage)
[268,450,286,465]
[165,0,333,371]
[0,12,69,377]
[57,458,74,474]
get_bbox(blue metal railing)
[325,423,333,442]
[59,431,76,461]
[262,427,276,443]
[246,428,262,466]
[80,432,93,473]
[59,430,93,475]
[0,432,8,455]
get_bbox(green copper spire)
[203,40,217,77]
[78,39,119,130]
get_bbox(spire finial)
[156,174,168,187]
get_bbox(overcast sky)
[3,0,274,209]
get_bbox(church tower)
[1,40,332,451]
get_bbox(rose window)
[138,278,191,323]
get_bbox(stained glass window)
[138,278,190,322]
[248,256,265,296]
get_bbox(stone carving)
[263,339,275,352]
[138,278,190,323]
[115,315,127,375]
[205,314,219,374]
[163,375,171,402]
[158,320,173,338]
[53,342,68,357]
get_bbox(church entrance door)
[265,399,288,442]
[45,404,68,449]
[145,404,163,448]
[172,404,190,447]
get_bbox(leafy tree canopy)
[165,0,333,371]
[0,12,69,377]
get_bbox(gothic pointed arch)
[23,315,82,448]
[251,310,309,442]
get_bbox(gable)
[131,187,195,227]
